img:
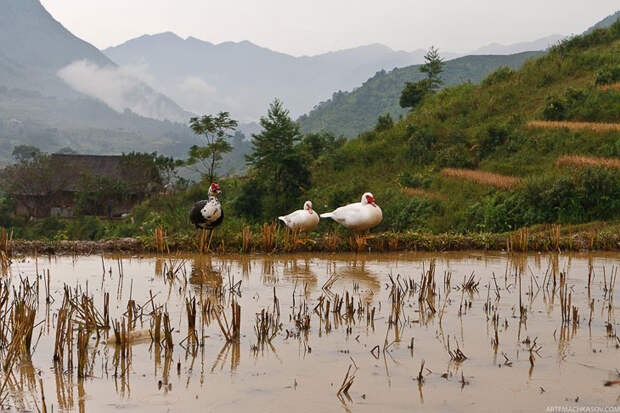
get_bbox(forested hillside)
[298,51,544,138]
[298,22,620,234]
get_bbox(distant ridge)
[297,51,544,138]
[104,34,443,122]
[0,0,199,165]
[471,35,566,55]
[583,10,620,34]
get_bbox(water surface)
[3,251,619,412]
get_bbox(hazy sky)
[40,0,617,56]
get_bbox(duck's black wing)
[190,200,208,228]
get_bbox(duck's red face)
[210,183,221,194]
[365,194,376,206]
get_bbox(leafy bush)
[541,86,620,123]
[374,113,394,132]
[381,190,441,232]
[437,144,473,168]
[481,66,515,86]
[398,171,434,189]
[541,96,567,120]
[595,66,620,85]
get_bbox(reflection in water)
[0,251,617,412]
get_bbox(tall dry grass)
[440,168,521,189]
[556,155,620,169]
[527,120,620,132]
[599,82,620,92]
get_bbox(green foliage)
[245,99,311,218]
[419,46,445,92]
[186,112,238,183]
[398,171,434,189]
[298,132,345,160]
[12,145,41,162]
[74,175,129,216]
[120,151,177,187]
[399,80,429,109]
[382,190,441,232]
[481,66,515,86]
[298,51,544,138]
[594,65,620,85]
[541,86,620,122]
[437,144,474,168]
[374,113,394,132]
[465,167,620,232]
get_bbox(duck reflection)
[330,257,381,303]
[188,255,223,289]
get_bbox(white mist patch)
[57,60,187,123]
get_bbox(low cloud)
[58,60,187,123]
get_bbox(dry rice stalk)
[527,120,620,132]
[337,364,358,397]
[0,228,10,270]
[261,223,277,252]
[241,226,253,253]
[154,226,167,255]
[441,168,521,189]
[556,155,620,169]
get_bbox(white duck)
[320,192,382,233]
[278,201,320,233]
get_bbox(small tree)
[419,46,444,92]
[12,145,41,162]
[375,113,394,131]
[186,112,238,183]
[245,99,310,215]
[399,79,429,109]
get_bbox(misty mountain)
[470,34,566,55]
[0,0,111,97]
[298,51,544,138]
[584,10,620,34]
[104,34,456,122]
[0,0,207,167]
[0,0,189,123]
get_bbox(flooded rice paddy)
[1,251,619,412]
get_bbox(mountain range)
[102,31,579,122]
[0,0,200,165]
[298,51,545,138]
[297,11,619,137]
[104,34,442,122]
[0,0,617,168]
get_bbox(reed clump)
[0,228,10,270]
[254,307,281,347]
[337,363,357,398]
[154,226,167,254]
[241,226,253,253]
[440,168,521,189]
[215,299,241,343]
[261,223,277,252]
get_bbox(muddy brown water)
[2,251,619,412]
